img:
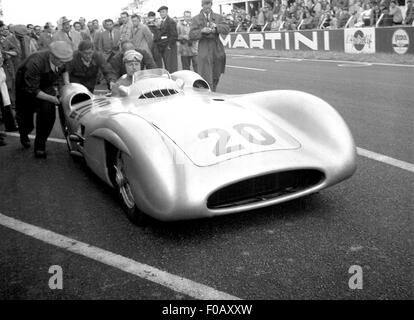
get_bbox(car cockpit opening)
[70,93,92,106]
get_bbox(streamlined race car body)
[59,68,356,224]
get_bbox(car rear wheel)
[112,151,148,226]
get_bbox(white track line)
[0,212,240,300]
[357,147,414,173]
[5,133,414,173]
[227,65,266,72]
[228,54,414,68]
[6,132,66,144]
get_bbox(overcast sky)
[2,0,209,26]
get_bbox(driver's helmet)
[123,50,143,63]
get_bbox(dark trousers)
[159,44,178,73]
[16,94,56,151]
[151,45,163,69]
[181,55,198,74]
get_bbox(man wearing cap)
[15,41,72,158]
[157,6,178,73]
[190,0,230,92]
[52,17,82,51]
[111,50,143,97]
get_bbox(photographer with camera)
[189,0,229,92]
[177,11,198,73]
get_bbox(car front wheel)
[112,151,148,226]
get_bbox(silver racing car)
[59,68,356,225]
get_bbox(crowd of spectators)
[0,1,229,149]
[224,0,414,31]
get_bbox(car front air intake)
[207,169,325,209]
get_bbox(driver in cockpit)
[111,50,143,97]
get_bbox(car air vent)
[138,89,179,99]
[207,169,325,209]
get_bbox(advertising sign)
[220,29,344,52]
[344,28,376,54]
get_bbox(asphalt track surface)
[0,54,412,300]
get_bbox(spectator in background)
[28,25,41,54]
[92,19,102,33]
[284,3,299,30]
[404,0,414,25]
[360,3,372,26]
[4,25,22,73]
[225,14,237,32]
[73,22,90,41]
[190,0,230,92]
[0,22,18,132]
[370,3,382,26]
[131,14,153,58]
[177,11,198,73]
[52,17,82,50]
[98,19,121,62]
[146,11,163,68]
[66,40,116,93]
[26,24,34,36]
[38,22,54,50]
[157,6,178,73]
[388,0,403,25]
[79,17,87,32]
[257,3,274,30]
[300,7,315,29]
[270,13,283,30]
[92,19,102,47]
[337,7,351,28]
[119,11,133,42]
[12,25,32,61]
[33,26,41,43]
[109,40,156,78]
[379,4,394,26]
[85,21,95,42]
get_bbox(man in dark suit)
[157,6,178,73]
[98,19,121,62]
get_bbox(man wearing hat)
[190,0,230,92]
[52,17,82,50]
[157,5,178,73]
[111,50,143,97]
[15,41,73,158]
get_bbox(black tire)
[109,148,148,226]
[57,104,76,154]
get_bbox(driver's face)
[125,61,141,76]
